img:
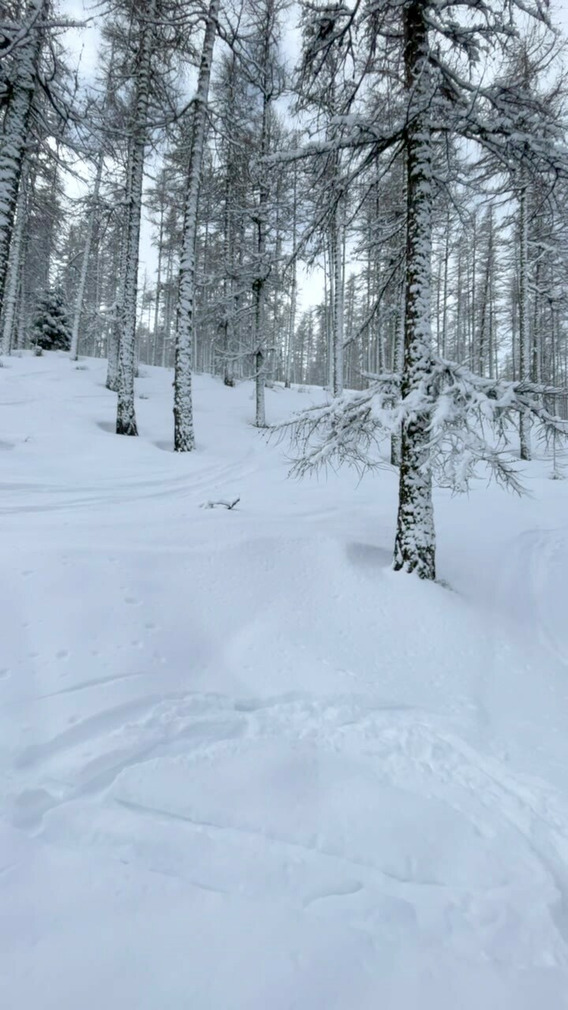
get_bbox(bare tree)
[173,0,220,452]
[0,0,47,318]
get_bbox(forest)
[5,4,568,1008]
[2,0,568,579]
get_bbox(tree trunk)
[252,1,274,428]
[518,174,531,460]
[393,0,436,580]
[1,167,28,355]
[152,205,165,365]
[441,209,450,357]
[253,273,267,427]
[70,156,103,361]
[105,210,124,389]
[285,263,297,389]
[0,0,46,313]
[390,282,405,467]
[477,209,493,377]
[173,0,220,451]
[331,195,345,396]
[116,0,157,435]
[284,156,298,388]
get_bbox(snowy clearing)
[2,353,568,1008]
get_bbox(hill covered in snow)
[2,353,568,1009]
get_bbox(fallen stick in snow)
[202,497,240,510]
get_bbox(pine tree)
[31,287,71,350]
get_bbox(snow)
[2,352,568,1008]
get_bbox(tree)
[1,161,28,354]
[69,155,103,361]
[295,3,353,398]
[31,286,71,350]
[0,0,48,317]
[245,0,287,427]
[114,0,159,436]
[173,0,220,452]
[392,0,437,578]
[288,0,567,579]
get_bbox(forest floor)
[2,352,568,1008]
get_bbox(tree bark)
[284,155,298,388]
[393,0,436,580]
[331,193,345,396]
[518,173,531,460]
[390,282,405,467]
[116,0,157,435]
[173,0,220,451]
[1,166,28,355]
[0,0,46,315]
[251,0,277,428]
[152,203,165,365]
[70,155,103,361]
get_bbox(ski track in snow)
[3,355,568,1008]
[7,676,568,970]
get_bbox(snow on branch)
[275,359,568,493]
[274,373,400,478]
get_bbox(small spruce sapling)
[31,289,72,352]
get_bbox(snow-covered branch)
[276,359,568,492]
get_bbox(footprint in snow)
[302,881,364,908]
[11,788,59,830]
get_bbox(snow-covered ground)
[2,353,568,1009]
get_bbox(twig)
[202,497,240,510]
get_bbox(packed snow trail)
[2,354,568,1009]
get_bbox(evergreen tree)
[31,287,71,350]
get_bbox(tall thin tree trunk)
[324,240,334,391]
[441,210,450,357]
[285,160,298,388]
[70,155,103,361]
[152,205,165,365]
[285,261,297,389]
[331,195,345,396]
[393,0,436,580]
[518,174,531,460]
[252,0,275,428]
[173,0,220,450]
[0,0,46,313]
[531,256,541,383]
[1,167,28,355]
[105,209,123,388]
[468,210,472,371]
[222,168,233,383]
[390,281,405,467]
[116,0,157,435]
[106,311,121,389]
[477,209,493,377]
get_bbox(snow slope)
[2,353,568,1009]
